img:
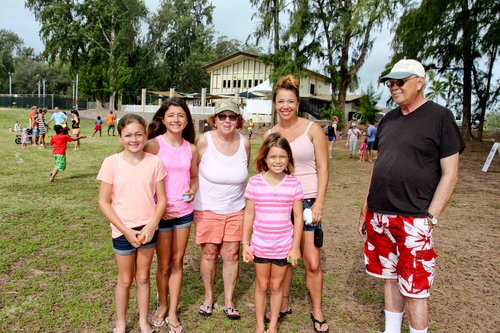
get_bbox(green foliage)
[356,84,380,123]
[26,0,148,107]
[484,110,500,130]
[391,0,500,140]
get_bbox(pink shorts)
[364,211,437,298]
[194,210,243,245]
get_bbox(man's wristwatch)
[427,212,438,225]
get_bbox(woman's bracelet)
[241,240,250,246]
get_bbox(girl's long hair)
[147,97,195,143]
[254,133,295,174]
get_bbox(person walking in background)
[145,98,198,333]
[242,133,304,333]
[71,110,81,150]
[194,100,250,321]
[35,108,48,148]
[347,125,361,158]
[21,128,29,149]
[359,138,368,162]
[247,118,254,139]
[47,106,68,126]
[29,106,38,146]
[107,110,116,136]
[326,120,337,159]
[49,124,86,182]
[97,114,167,333]
[366,120,377,162]
[93,116,102,137]
[358,59,465,333]
[264,75,329,333]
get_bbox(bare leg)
[114,253,135,333]
[384,279,406,312]
[220,241,240,309]
[268,264,288,333]
[280,265,293,312]
[154,231,173,323]
[168,226,191,327]
[254,263,271,333]
[135,248,155,333]
[302,232,329,332]
[200,243,221,307]
[406,298,428,330]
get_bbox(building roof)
[201,51,330,81]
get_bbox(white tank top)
[193,131,248,214]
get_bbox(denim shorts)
[158,212,193,232]
[291,198,322,232]
[112,226,157,255]
[253,255,289,267]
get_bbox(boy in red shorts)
[49,125,86,182]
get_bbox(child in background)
[21,129,29,148]
[145,97,198,332]
[93,116,102,137]
[242,133,304,333]
[49,125,86,182]
[359,137,368,162]
[97,114,167,333]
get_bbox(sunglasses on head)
[216,113,238,121]
[385,76,418,88]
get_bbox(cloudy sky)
[1,0,394,103]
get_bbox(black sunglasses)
[385,76,418,88]
[216,113,238,121]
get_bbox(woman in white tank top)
[194,100,250,320]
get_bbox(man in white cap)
[358,59,465,333]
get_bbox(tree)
[313,0,400,119]
[356,84,381,124]
[391,0,500,141]
[26,0,148,110]
[249,0,284,125]
[0,30,25,92]
[146,0,215,93]
[426,70,447,105]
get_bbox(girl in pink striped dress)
[242,133,304,333]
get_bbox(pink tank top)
[271,121,318,198]
[156,135,193,218]
[193,131,248,214]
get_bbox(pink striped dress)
[244,173,304,259]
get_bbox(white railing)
[121,105,161,113]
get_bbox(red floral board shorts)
[364,211,437,298]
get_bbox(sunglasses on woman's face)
[216,113,238,121]
[385,76,418,88]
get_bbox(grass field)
[2,107,498,333]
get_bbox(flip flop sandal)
[150,308,166,328]
[310,313,329,333]
[223,307,241,320]
[166,317,185,333]
[198,303,214,317]
[264,308,292,323]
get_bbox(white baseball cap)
[381,59,426,81]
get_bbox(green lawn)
[0,108,384,333]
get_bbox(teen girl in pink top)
[242,133,304,333]
[144,97,198,332]
[97,114,167,333]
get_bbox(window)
[254,80,259,86]
[248,80,252,87]
[310,84,316,95]
[233,80,237,88]
[238,80,241,88]
[223,80,227,88]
